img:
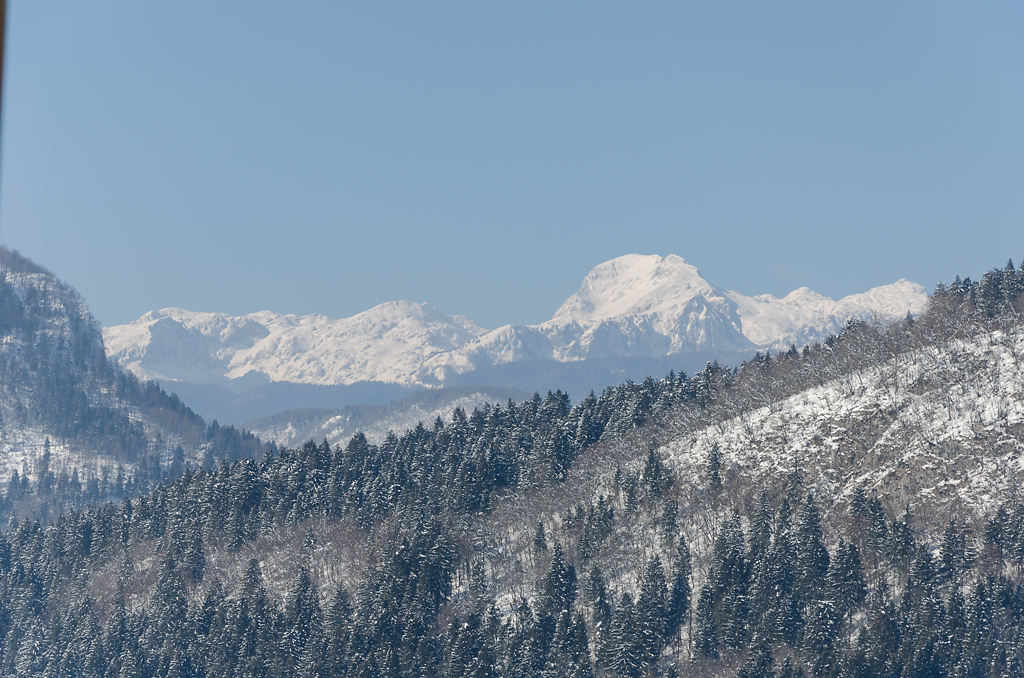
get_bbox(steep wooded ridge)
[0,247,265,522]
[1,258,1023,678]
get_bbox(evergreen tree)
[635,556,669,665]
[666,535,692,638]
[540,545,577,618]
[939,519,973,584]
[758,500,799,645]
[533,521,548,554]
[603,593,642,678]
[694,588,718,659]
[660,499,679,544]
[738,639,777,678]
[285,566,323,668]
[183,525,206,582]
[793,495,829,606]
[641,448,670,499]
[825,541,865,623]
[585,566,612,646]
[749,490,774,566]
[152,556,187,643]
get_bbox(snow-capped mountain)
[727,278,928,349]
[104,300,484,387]
[103,254,927,415]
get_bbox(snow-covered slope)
[104,254,927,393]
[0,248,117,486]
[659,327,1024,519]
[528,323,1024,534]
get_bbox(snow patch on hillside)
[661,327,1024,518]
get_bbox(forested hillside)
[0,259,1022,677]
[0,246,266,523]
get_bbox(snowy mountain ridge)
[103,254,927,390]
[104,300,484,387]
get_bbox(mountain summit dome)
[552,254,719,324]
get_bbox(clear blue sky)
[2,2,1022,328]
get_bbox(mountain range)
[103,254,927,430]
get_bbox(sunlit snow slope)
[659,326,1024,519]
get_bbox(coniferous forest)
[1,261,1024,677]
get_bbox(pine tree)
[641,448,670,499]
[585,566,612,645]
[825,541,865,623]
[777,655,807,678]
[749,490,774,565]
[793,495,829,606]
[541,545,577,618]
[325,585,353,676]
[801,597,839,674]
[635,557,668,665]
[285,566,323,668]
[758,500,798,645]
[603,593,642,678]
[666,535,692,638]
[152,556,187,642]
[694,588,718,659]
[939,519,973,584]
[660,499,679,544]
[709,513,749,649]
[533,521,548,554]
[183,524,206,582]
[738,639,776,678]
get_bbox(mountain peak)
[552,254,718,324]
